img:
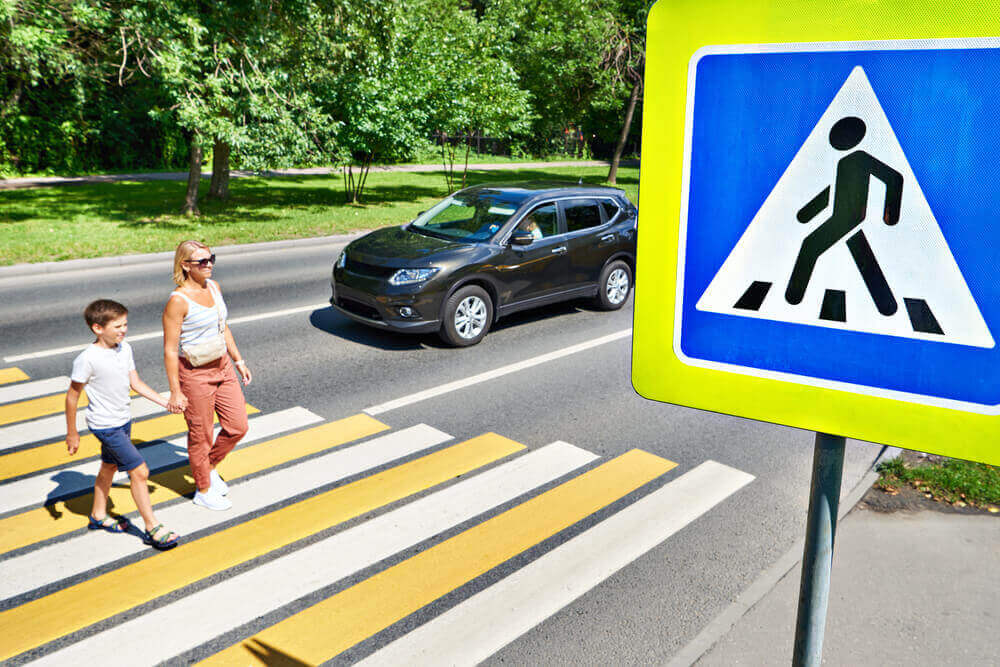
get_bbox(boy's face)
[92,315,128,347]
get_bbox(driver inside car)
[519,215,544,241]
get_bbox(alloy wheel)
[454,295,488,339]
[606,268,630,305]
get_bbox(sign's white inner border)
[673,38,1000,415]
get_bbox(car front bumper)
[331,271,442,334]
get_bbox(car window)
[518,203,558,240]
[564,199,603,233]
[411,191,523,242]
[601,199,621,222]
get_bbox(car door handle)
[551,246,567,254]
[599,234,616,243]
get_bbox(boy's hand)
[167,391,188,414]
[66,432,80,455]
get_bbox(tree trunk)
[208,140,230,200]
[461,131,472,190]
[607,78,642,186]
[181,138,202,216]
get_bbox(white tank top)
[171,282,227,355]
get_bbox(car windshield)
[410,191,523,242]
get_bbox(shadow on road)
[309,299,599,351]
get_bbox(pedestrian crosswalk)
[0,367,756,664]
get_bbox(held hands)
[66,432,80,455]
[167,391,188,414]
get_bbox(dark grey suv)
[331,182,637,346]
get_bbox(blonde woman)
[163,241,251,511]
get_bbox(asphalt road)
[0,241,883,664]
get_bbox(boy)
[65,299,180,549]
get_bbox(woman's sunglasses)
[185,254,216,268]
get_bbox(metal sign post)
[792,433,845,666]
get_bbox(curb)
[0,232,369,280]
[665,444,901,667]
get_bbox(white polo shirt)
[70,342,135,430]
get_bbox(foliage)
[117,0,336,168]
[1,0,647,179]
[877,456,1000,507]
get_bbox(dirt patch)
[860,450,999,516]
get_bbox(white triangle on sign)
[696,66,994,349]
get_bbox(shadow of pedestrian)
[243,639,311,666]
[43,470,146,525]
[44,470,100,519]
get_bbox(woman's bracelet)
[235,359,248,367]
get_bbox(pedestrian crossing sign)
[631,0,1000,465]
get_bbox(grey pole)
[792,432,846,667]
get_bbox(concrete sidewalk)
[690,500,1000,666]
[0,159,636,190]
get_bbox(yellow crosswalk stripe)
[0,405,258,482]
[0,368,30,385]
[0,391,88,427]
[0,413,388,555]
[0,433,522,662]
[201,449,676,666]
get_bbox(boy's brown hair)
[83,299,128,329]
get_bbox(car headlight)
[335,251,347,269]
[389,267,440,285]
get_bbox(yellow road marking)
[0,391,88,427]
[0,433,522,662]
[202,449,676,666]
[0,368,29,385]
[0,413,386,555]
[0,405,257,481]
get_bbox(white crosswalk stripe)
[0,396,165,452]
[30,442,598,664]
[0,407,322,515]
[0,372,756,665]
[0,376,69,405]
[1,424,452,601]
[359,461,755,666]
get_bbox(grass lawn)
[0,166,638,266]
[876,455,1000,510]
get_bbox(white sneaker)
[193,488,232,511]
[209,469,229,496]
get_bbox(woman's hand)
[234,359,252,386]
[167,391,188,414]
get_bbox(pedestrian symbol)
[696,66,994,349]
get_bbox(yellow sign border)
[631,0,999,464]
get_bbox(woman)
[163,240,252,511]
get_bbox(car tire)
[440,285,493,346]
[595,260,632,310]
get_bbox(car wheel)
[596,260,632,310]
[440,285,493,346]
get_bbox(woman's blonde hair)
[172,240,211,287]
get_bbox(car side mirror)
[509,230,534,246]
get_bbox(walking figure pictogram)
[785,116,903,315]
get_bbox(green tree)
[116,0,334,213]
[601,0,650,185]
[421,1,531,192]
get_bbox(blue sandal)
[88,515,128,533]
[144,524,180,549]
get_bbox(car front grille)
[337,297,382,320]
[346,257,396,278]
